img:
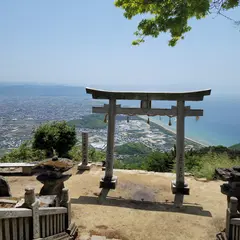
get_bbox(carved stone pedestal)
[171,180,190,195]
[37,173,71,198]
[100,176,117,189]
[215,167,240,211]
[78,163,92,171]
[221,182,240,211]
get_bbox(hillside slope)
[229,143,240,151]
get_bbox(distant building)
[90,142,106,150]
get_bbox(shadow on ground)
[0,172,33,176]
[71,190,212,217]
[76,170,87,175]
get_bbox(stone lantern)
[33,156,73,198]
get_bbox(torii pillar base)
[100,176,118,189]
[78,163,93,171]
[171,180,190,195]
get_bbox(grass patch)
[189,152,240,180]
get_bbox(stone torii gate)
[86,87,211,204]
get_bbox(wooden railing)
[0,209,32,240]
[39,207,67,238]
[225,197,240,240]
[229,218,240,240]
[0,188,73,240]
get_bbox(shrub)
[0,141,46,163]
[118,155,147,170]
[114,159,126,169]
[88,148,105,162]
[32,121,77,157]
[68,146,106,162]
[68,145,82,162]
[145,151,174,172]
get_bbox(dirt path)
[6,165,226,240]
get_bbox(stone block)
[78,163,92,171]
[0,176,11,197]
[91,236,107,240]
[171,180,190,195]
[22,166,33,175]
[79,234,90,240]
[100,176,117,189]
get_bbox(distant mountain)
[229,143,240,151]
[0,84,87,97]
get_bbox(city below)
[0,85,202,157]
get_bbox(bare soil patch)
[6,165,226,240]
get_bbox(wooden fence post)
[61,188,71,229]
[226,197,238,239]
[24,187,40,239]
[24,187,36,207]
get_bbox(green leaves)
[33,121,77,157]
[0,141,46,163]
[145,151,174,172]
[114,0,239,46]
[222,0,240,9]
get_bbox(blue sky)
[0,1,239,93]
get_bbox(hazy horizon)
[1,82,240,98]
[0,1,239,93]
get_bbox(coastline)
[138,115,209,147]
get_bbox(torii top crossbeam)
[86,88,211,101]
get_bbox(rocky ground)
[5,164,227,240]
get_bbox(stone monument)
[78,132,92,170]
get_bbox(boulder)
[0,176,11,197]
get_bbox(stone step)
[79,234,90,240]
[79,234,122,240]
[91,236,107,240]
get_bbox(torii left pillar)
[100,98,117,189]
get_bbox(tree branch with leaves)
[114,0,240,46]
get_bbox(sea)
[120,96,240,147]
[112,88,240,147]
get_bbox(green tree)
[145,151,174,172]
[115,0,240,46]
[32,121,77,157]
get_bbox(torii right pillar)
[171,100,189,206]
